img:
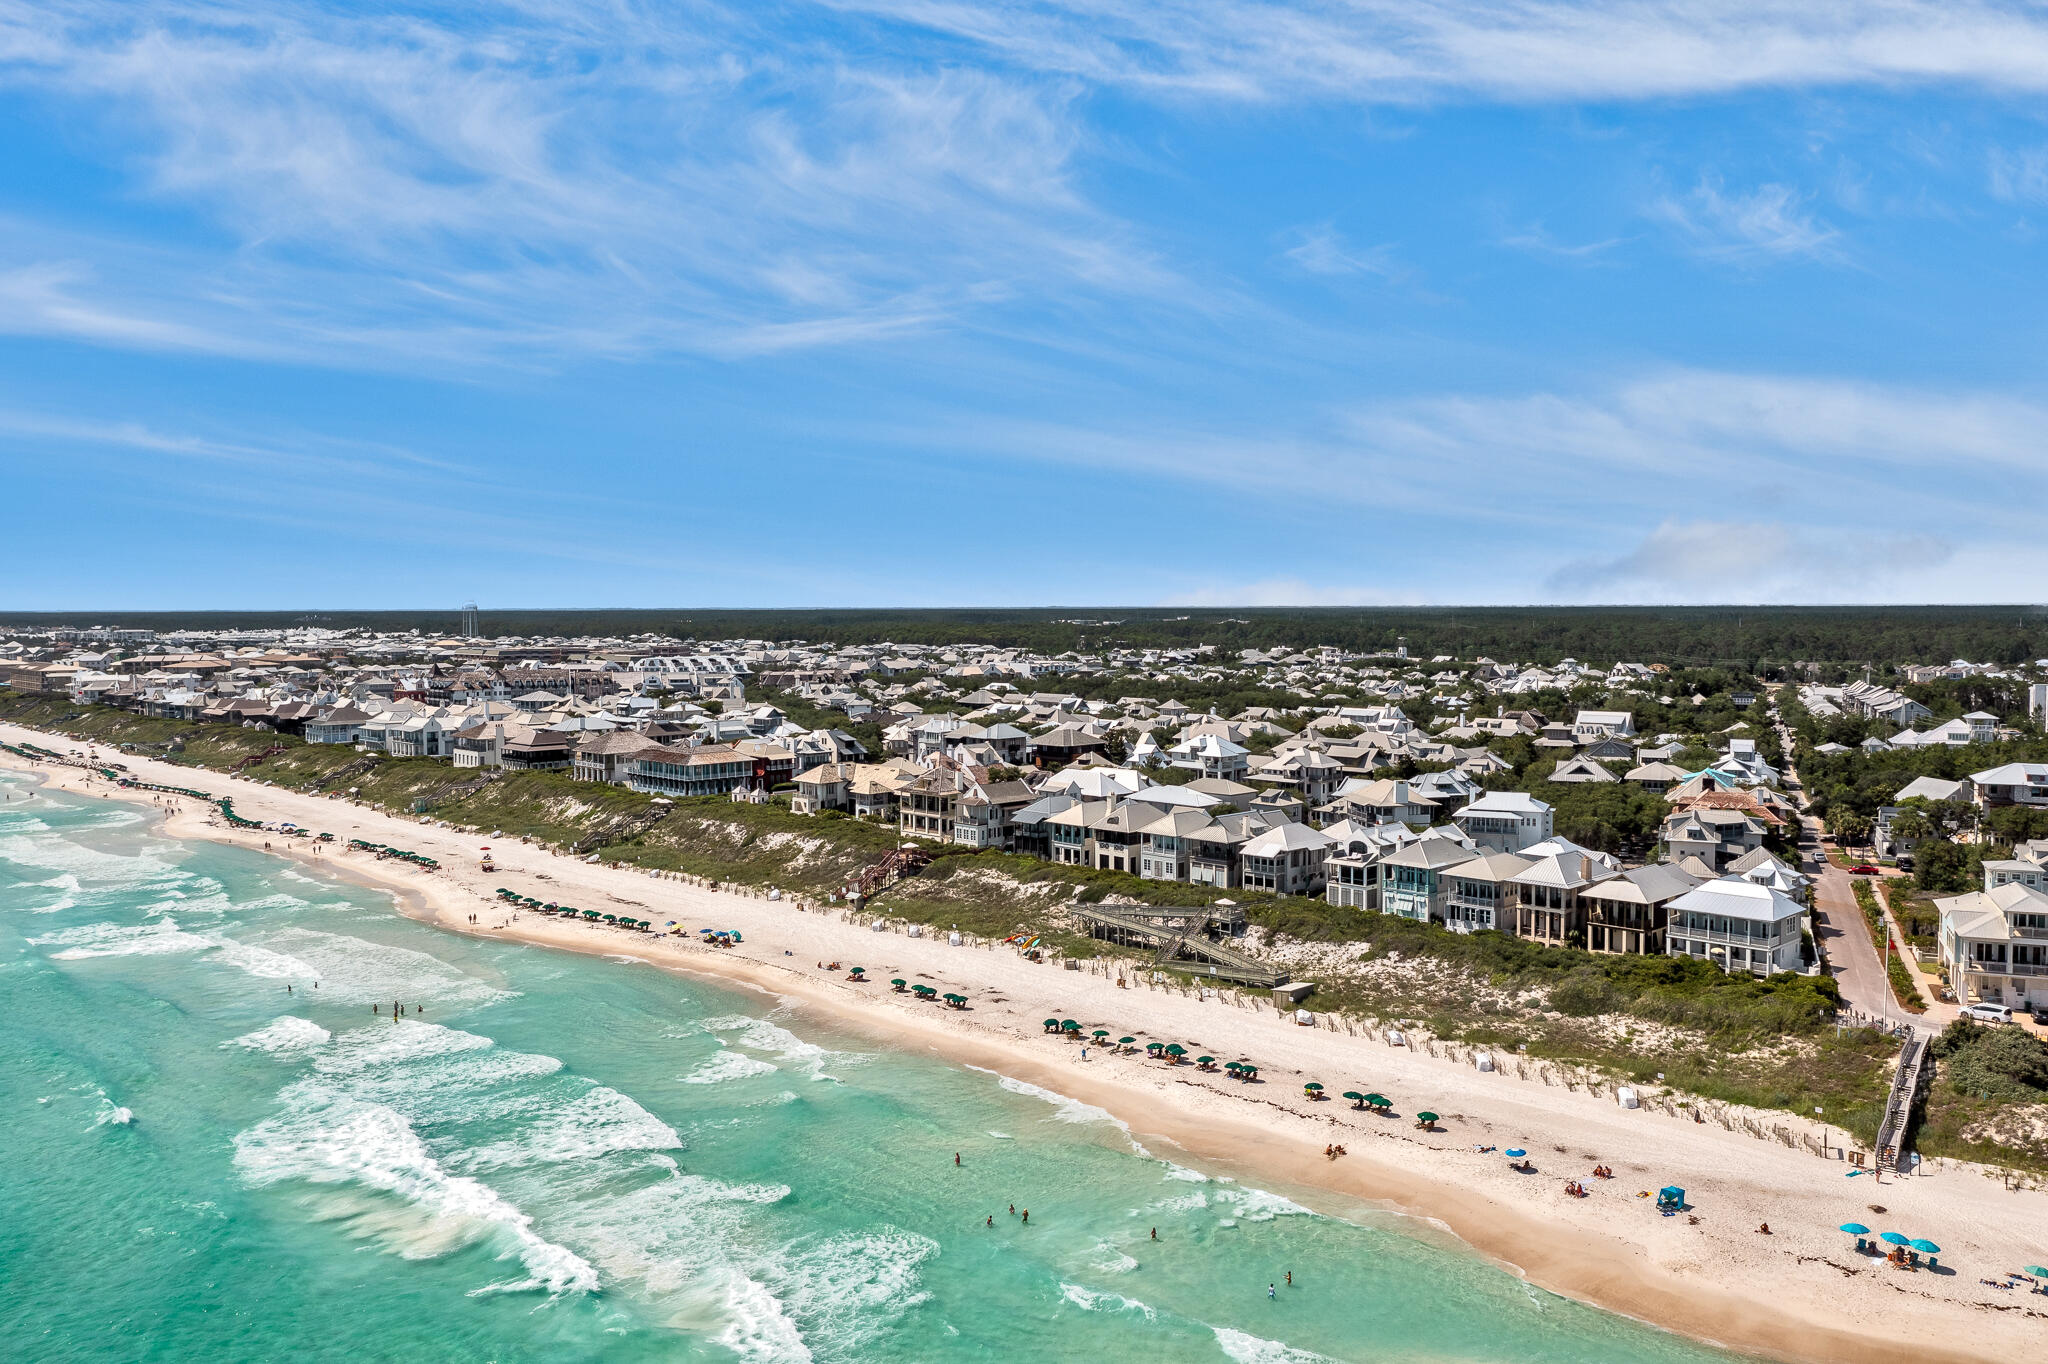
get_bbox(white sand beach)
[6,723,2045,1364]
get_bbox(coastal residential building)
[1166,733,1251,782]
[1380,838,1484,923]
[1571,709,1636,741]
[1936,881,2048,1009]
[573,731,666,784]
[1508,844,1620,947]
[1452,791,1553,854]
[627,744,754,797]
[1441,851,1534,933]
[1970,762,2048,809]
[1237,821,1334,896]
[1665,878,1806,976]
[1580,863,1701,956]
[304,705,375,746]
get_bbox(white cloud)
[822,0,2048,104]
[1989,144,2048,202]
[1280,223,1405,279]
[0,1,1165,367]
[1646,178,1842,261]
[1547,520,1953,600]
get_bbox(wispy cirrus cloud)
[0,1,1167,368]
[1646,178,1843,262]
[1279,223,1406,279]
[821,0,2048,103]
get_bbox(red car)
[1845,864,1882,876]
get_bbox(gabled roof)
[1668,876,1804,922]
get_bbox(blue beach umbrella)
[1505,1149,1526,1159]
[1909,1239,1940,1254]
[1838,1223,1869,1235]
[1879,1232,1912,1247]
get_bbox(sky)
[5,1,2048,610]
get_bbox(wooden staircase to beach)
[1072,903,1286,988]
[1874,1027,1927,1172]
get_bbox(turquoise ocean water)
[0,774,1753,1363]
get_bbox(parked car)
[1845,864,1882,876]
[1961,1002,2013,1024]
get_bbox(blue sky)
[6,1,2048,609]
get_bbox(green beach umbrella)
[850,966,865,975]
[1119,1036,1137,1046]
[2025,1266,2048,1278]
[1224,1060,1242,1071]
[1196,1056,1214,1065]
[1145,1041,1164,1052]
[1093,1030,1110,1038]
[1165,1044,1186,1055]
[1343,1091,1365,1105]
[1061,1019,1080,1032]
[1045,1019,1061,1031]
[1363,1093,1390,1108]
[1303,1082,1323,1092]
[1417,1111,1438,1122]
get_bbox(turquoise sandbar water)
[0,773,1754,1362]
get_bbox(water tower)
[461,601,479,638]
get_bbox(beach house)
[1935,881,2048,1010]
[1664,878,1806,976]
[1452,791,1554,853]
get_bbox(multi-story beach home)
[1380,838,1483,923]
[1665,877,1806,976]
[1970,761,2048,809]
[1452,791,1554,853]
[1936,880,2048,1011]
[1580,863,1701,955]
[1237,821,1335,896]
[1441,851,1534,933]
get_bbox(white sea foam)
[765,1226,937,1358]
[35,917,215,960]
[684,1049,781,1085]
[701,1014,848,1077]
[92,1096,136,1127]
[244,926,511,1009]
[1211,1326,1336,1364]
[468,1086,682,1170]
[974,1067,1152,1153]
[716,1271,813,1364]
[1213,1188,1314,1222]
[234,1088,596,1294]
[7,871,81,913]
[1162,1162,1210,1183]
[228,1016,333,1054]
[1092,1243,1139,1274]
[1060,1282,1156,1319]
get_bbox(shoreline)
[5,728,2042,1364]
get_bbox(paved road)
[1775,713,1898,1021]
[1809,859,1897,1021]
